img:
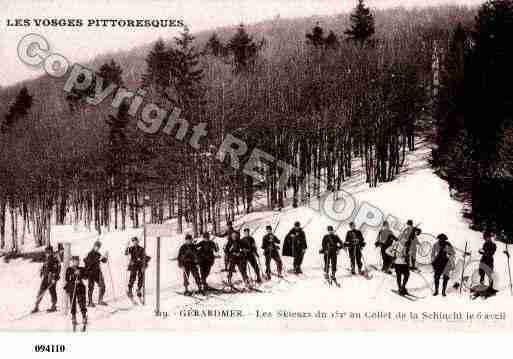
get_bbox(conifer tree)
[466,0,513,174]
[306,22,325,47]
[344,0,375,46]
[142,38,173,102]
[99,59,124,87]
[205,32,225,57]
[432,0,513,234]
[170,26,205,108]
[1,86,33,133]
[324,31,339,49]
[227,24,262,72]
[433,23,467,172]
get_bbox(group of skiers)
[31,237,149,326]
[31,218,501,319]
[174,218,500,298]
[177,223,287,295]
[176,219,407,293]
[377,220,498,297]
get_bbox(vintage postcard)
[1,0,512,334]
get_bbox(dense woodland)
[433,0,513,241]
[0,1,480,251]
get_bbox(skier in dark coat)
[178,234,203,295]
[31,246,61,313]
[226,231,250,288]
[375,221,395,274]
[196,232,219,289]
[283,222,307,274]
[320,226,344,281]
[479,231,497,289]
[431,233,455,296]
[242,228,262,283]
[261,225,283,279]
[345,222,366,275]
[84,241,107,307]
[64,256,87,325]
[220,221,237,272]
[125,237,149,299]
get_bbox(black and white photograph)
[0,0,512,340]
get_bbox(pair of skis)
[390,289,419,301]
[175,290,208,303]
[271,272,292,283]
[72,320,87,332]
[344,267,373,280]
[221,280,266,293]
[324,276,341,288]
[127,295,143,306]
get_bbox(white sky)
[0,0,482,87]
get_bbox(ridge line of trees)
[0,1,471,250]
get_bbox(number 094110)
[34,345,66,353]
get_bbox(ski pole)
[67,279,78,317]
[247,259,255,286]
[334,225,348,276]
[460,242,468,294]
[236,221,247,233]
[375,229,387,270]
[250,224,261,236]
[360,250,369,274]
[106,253,117,302]
[182,267,191,292]
[505,244,512,296]
[272,214,282,234]
[320,251,330,285]
[250,254,258,286]
[353,242,357,274]
[256,254,264,281]
[302,217,314,230]
[124,240,130,295]
[33,284,48,309]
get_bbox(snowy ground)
[1,140,512,332]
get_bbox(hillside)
[2,140,511,332]
[0,4,479,267]
[0,5,476,114]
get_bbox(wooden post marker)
[145,223,174,316]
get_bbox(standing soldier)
[31,246,61,313]
[409,227,421,271]
[261,225,283,280]
[431,233,455,296]
[344,222,366,275]
[400,220,420,270]
[197,232,219,290]
[84,241,107,307]
[320,226,344,283]
[386,233,411,296]
[241,228,263,283]
[401,220,415,242]
[479,231,497,289]
[125,237,149,300]
[375,221,395,274]
[178,234,203,295]
[226,231,250,289]
[64,256,88,328]
[221,221,237,272]
[283,222,307,274]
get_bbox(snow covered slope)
[2,140,512,332]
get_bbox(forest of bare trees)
[0,2,477,252]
